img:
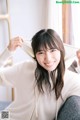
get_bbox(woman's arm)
[0,37,23,67]
[0,61,23,87]
[0,48,12,67]
[0,60,36,87]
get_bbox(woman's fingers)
[8,36,24,51]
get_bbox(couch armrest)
[57,95,80,120]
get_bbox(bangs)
[36,34,60,52]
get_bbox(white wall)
[10,0,47,39]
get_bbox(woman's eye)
[51,49,56,52]
[38,51,44,54]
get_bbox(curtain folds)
[62,3,74,45]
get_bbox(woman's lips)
[45,63,54,67]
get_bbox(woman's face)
[36,46,61,71]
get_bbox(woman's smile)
[45,62,55,67]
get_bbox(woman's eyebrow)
[38,48,55,52]
[49,47,56,50]
[37,49,44,52]
[37,46,57,52]
[50,47,55,49]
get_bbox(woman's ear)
[21,40,34,58]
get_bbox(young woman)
[0,29,80,120]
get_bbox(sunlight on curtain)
[46,0,62,40]
[62,4,74,45]
[71,5,80,48]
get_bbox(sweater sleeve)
[0,48,12,67]
[21,41,34,58]
[0,62,22,87]
[62,70,80,101]
[0,60,36,88]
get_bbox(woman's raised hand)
[8,36,23,51]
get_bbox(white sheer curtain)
[71,4,80,48]
[46,0,62,40]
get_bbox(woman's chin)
[44,66,56,72]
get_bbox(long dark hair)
[31,29,65,100]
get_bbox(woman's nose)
[45,52,51,62]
